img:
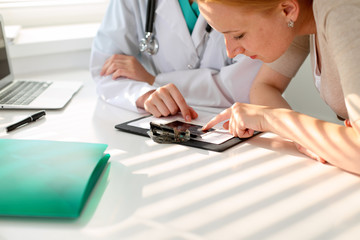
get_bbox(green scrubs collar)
[178,0,200,34]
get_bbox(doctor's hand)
[141,84,198,121]
[202,102,270,138]
[101,54,155,84]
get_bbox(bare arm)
[250,64,292,109]
[203,103,360,175]
[265,108,360,174]
[249,64,325,160]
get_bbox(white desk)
[1,69,360,240]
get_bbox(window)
[0,0,109,27]
[0,0,106,7]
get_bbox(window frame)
[0,0,109,27]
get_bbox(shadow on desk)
[56,100,360,239]
[247,132,305,158]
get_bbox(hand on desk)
[203,102,328,163]
[136,84,198,122]
[295,119,352,163]
[294,142,327,163]
[101,54,155,84]
[344,119,352,128]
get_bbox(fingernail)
[186,115,191,122]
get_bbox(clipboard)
[115,115,260,152]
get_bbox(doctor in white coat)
[90,0,262,121]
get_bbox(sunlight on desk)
[120,145,187,167]
[1,71,360,240]
[106,148,127,158]
[109,141,360,239]
[139,152,212,178]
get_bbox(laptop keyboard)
[0,81,52,105]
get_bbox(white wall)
[283,57,342,124]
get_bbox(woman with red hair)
[198,0,360,174]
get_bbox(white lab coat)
[90,0,262,112]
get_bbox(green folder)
[0,139,110,218]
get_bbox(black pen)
[6,110,46,132]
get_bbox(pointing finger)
[202,109,231,130]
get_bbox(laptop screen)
[0,22,11,81]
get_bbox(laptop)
[0,15,82,110]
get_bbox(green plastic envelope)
[0,139,110,218]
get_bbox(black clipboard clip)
[148,122,192,143]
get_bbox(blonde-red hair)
[196,0,283,12]
[197,0,313,14]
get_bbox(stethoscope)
[139,0,159,55]
[139,0,213,56]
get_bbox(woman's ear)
[280,0,300,23]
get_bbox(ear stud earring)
[288,20,294,28]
